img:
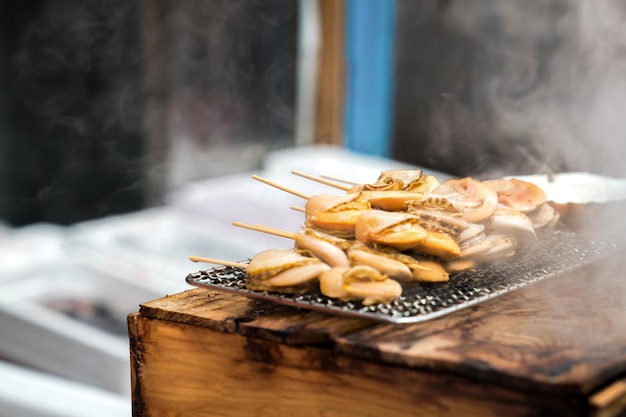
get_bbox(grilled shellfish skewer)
[410,231,462,260]
[526,203,560,232]
[294,171,429,212]
[483,204,537,247]
[482,178,547,214]
[293,169,439,211]
[354,190,428,212]
[410,257,450,282]
[248,174,369,238]
[231,222,352,268]
[347,244,414,282]
[192,169,562,309]
[245,248,331,293]
[354,210,429,251]
[348,243,450,283]
[482,177,560,232]
[293,228,352,267]
[347,169,440,194]
[320,265,403,306]
[431,177,499,223]
[231,221,451,284]
[305,193,372,238]
[319,266,352,299]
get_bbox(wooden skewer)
[253,223,298,239]
[291,170,351,191]
[251,174,310,200]
[319,173,360,186]
[290,205,306,213]
[188,256,248,269]
[232,221,296,240]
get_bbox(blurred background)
[1,0,626,415]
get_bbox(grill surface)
[186,230,617,323]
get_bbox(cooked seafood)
[348,245,413,282]
[348,169,422,192]
[431,177,499,222]
[410,257,450,282]
[354,210,428,251]
[294,228,351,268]
[359,190,427,211]
[348,169,440,193]
[231,222,352,268]
[527,203,560,231]
[404,195,465,215]
[483,178,547,214]
[479,233,517,262]
[484,204,537,247]
[404,206,470,239]
[456,223,492,259]
[458,233,492,259]
[442,258,476,273]
[305,193,371,237]
[193,168,564,307]
[246,249,331,293]
[410,231,462,260]
[320,263,403,304]
[319,266,351,299]
[406,174,441,193]
[341,265,403,305]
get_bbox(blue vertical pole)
[345,0,396,157]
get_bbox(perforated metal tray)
[186,231,617,323]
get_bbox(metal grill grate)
[186,231,618,323]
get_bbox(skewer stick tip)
[290,170,351,191]
[189,256,248,269]
[251,174,310,200]
[232,221,296,240]
[319,173,360,186]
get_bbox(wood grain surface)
[129,313,589,417]
[130,248,626,417]
[335,249,626,395]
[139,289,371,344]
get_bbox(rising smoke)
[1,0,146,225]
[0,1,297,225]
[451,0,626,177]
[393,0,626,179]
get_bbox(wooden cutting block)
[128,248,626,417]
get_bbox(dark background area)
[0,0,297,227]
[391,1,562,177]
[0,0,146,226]
[2,0,623,226]
[391,1,626,179]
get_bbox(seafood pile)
[200,170,561,306]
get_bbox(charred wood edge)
[341,335,604,398]
[136,288,376,346]
[589,376,626,417]
[236,310,373,347]
[137,290,244,333]
[127,313,145,417]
